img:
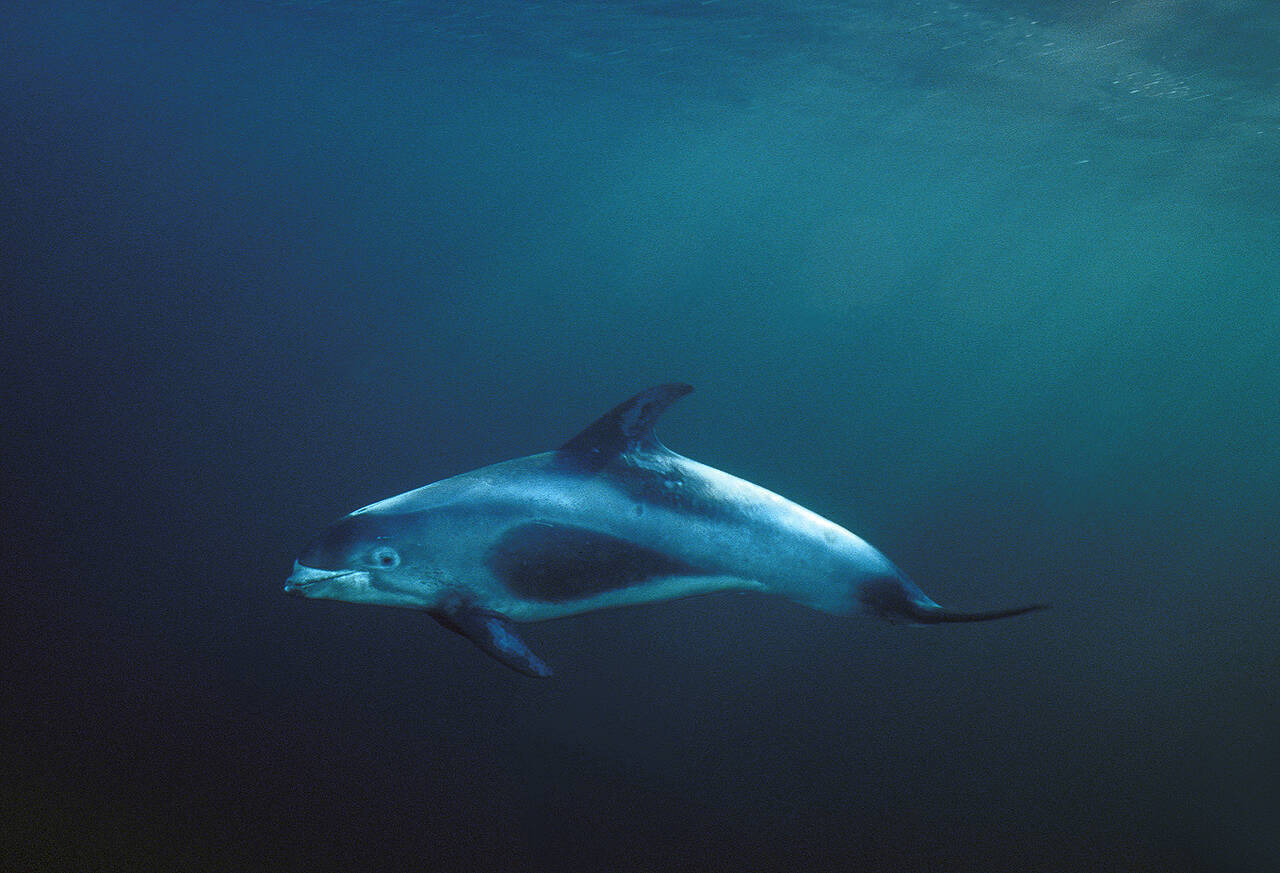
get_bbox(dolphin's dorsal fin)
[557,383,692,471]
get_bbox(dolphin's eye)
[369,546,400,569]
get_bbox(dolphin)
[286,384,1045,676]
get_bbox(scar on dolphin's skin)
[287,384,1046,675]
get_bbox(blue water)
[4,2,1278,870]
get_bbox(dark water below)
[4,2,1278,870]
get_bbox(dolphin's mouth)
[285,562,361,594]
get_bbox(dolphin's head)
[285,512,444,610]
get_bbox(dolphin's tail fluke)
[859,577,1048,625]
[902,601,1049,623]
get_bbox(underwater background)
[3,1,1278,870]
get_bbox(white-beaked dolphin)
[286,384,1045,676]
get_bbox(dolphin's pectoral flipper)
[556,382,693,471]
[432,607,553,677]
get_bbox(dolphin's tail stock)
[859,576,1048,625]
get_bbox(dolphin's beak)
[284,562,359,595]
